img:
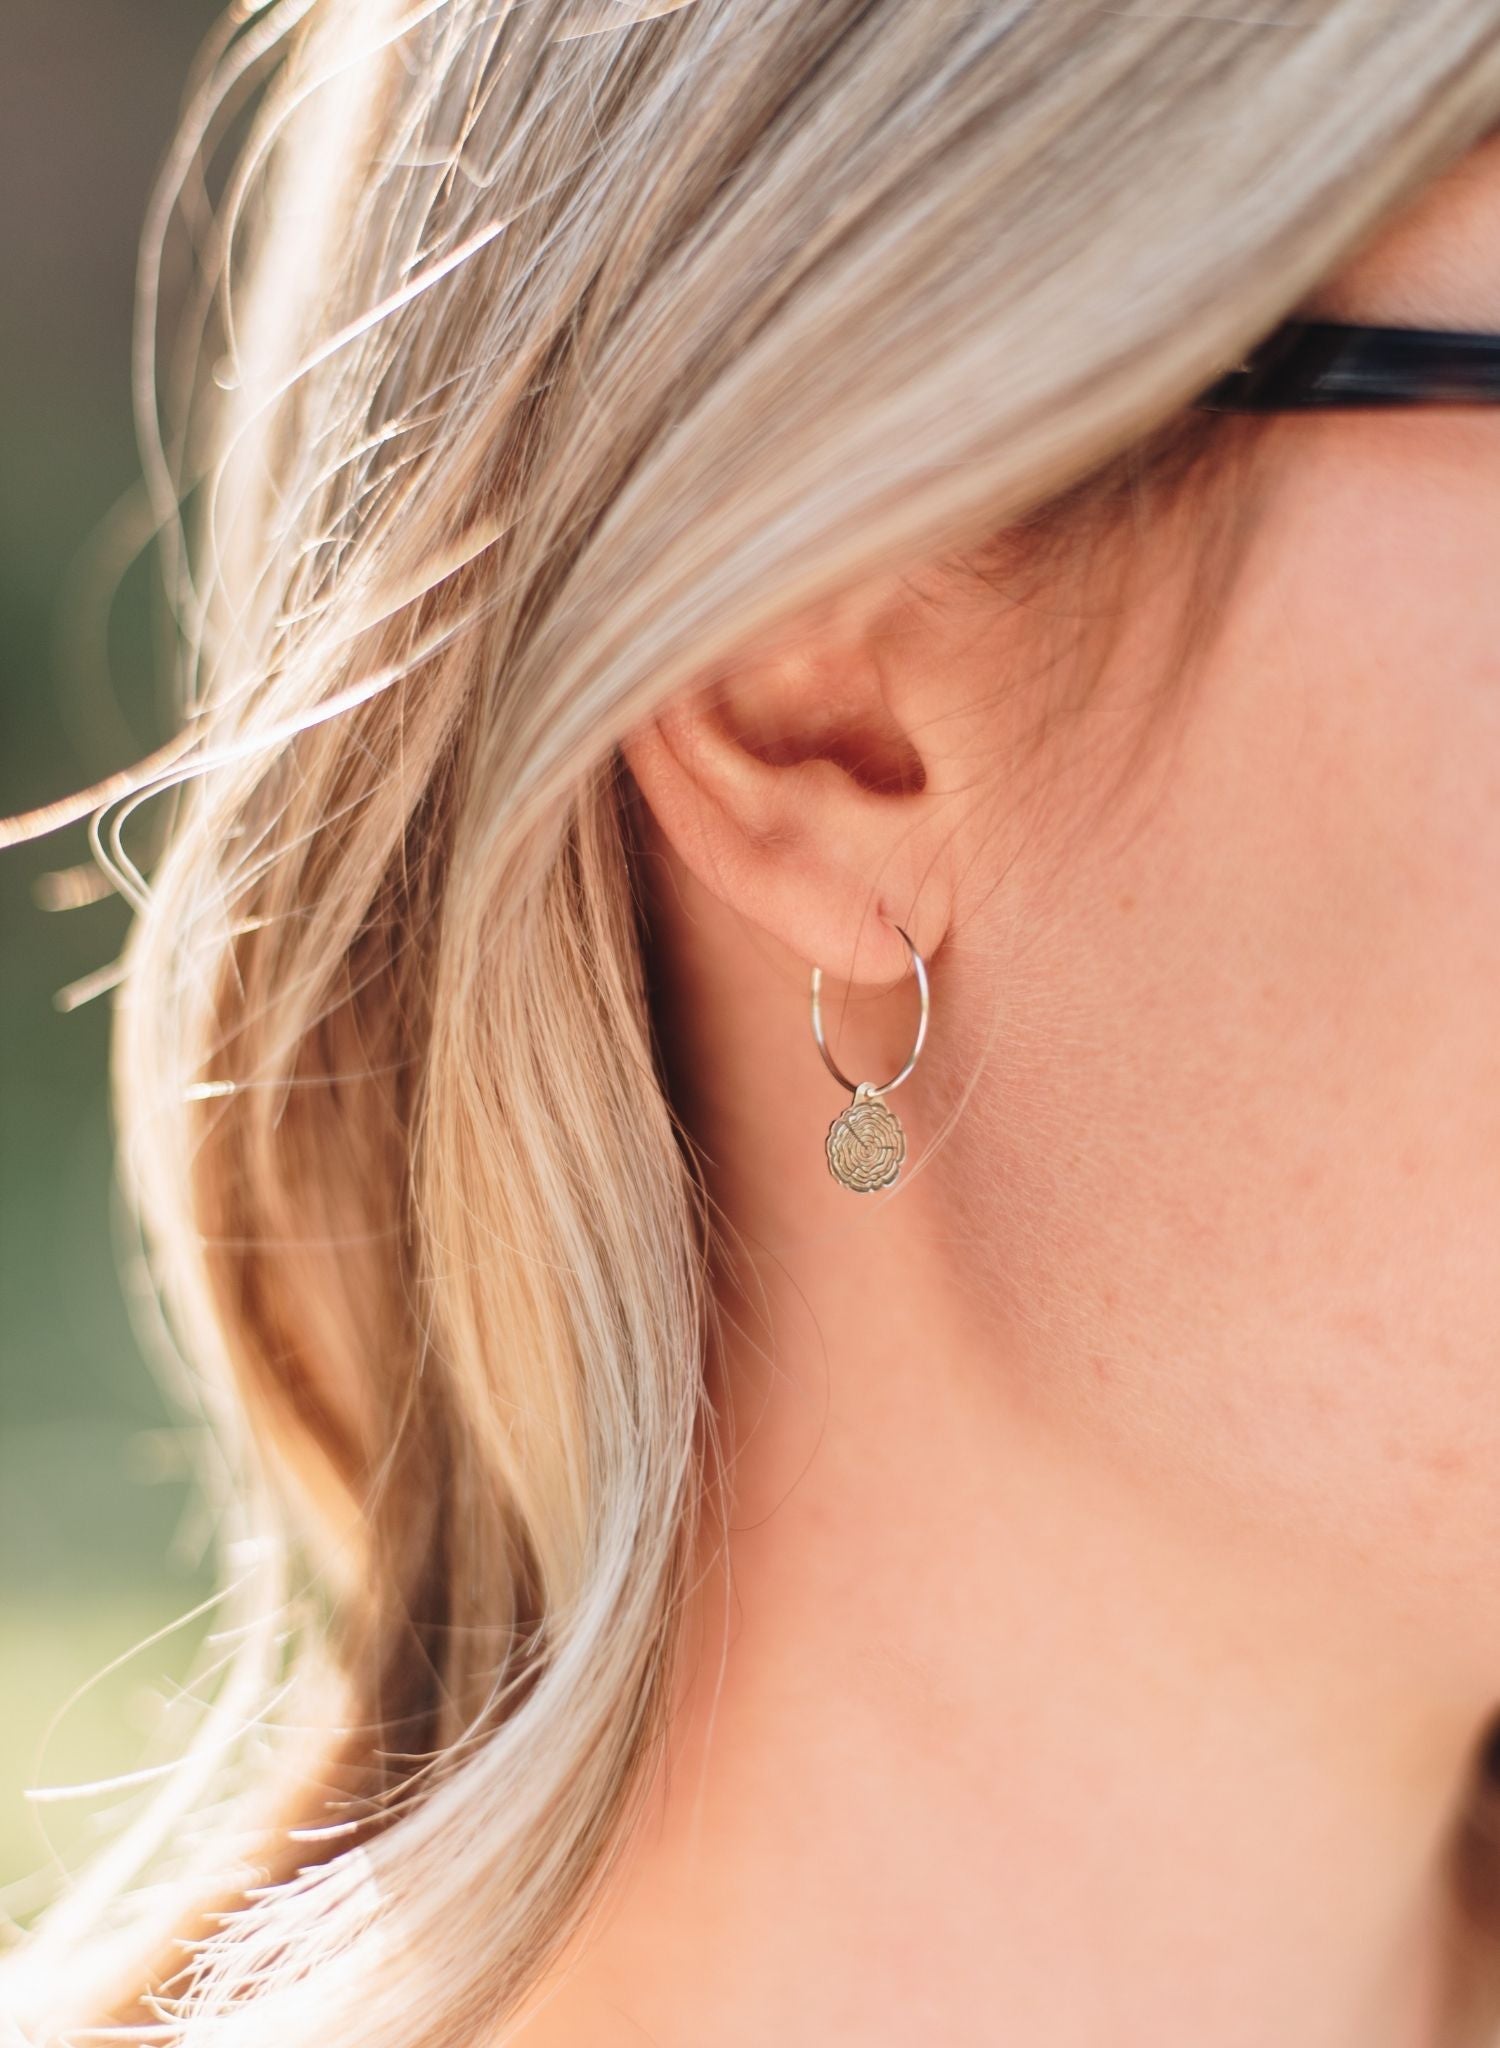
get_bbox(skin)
[515,134,1500,2047]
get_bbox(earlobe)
[619,647,948,988]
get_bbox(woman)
[5,1,1500,2041]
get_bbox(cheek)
[1187,418,1500,1333]
[952,425,1500,1644]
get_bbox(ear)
[619,574,958,987]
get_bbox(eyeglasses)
[1196,321,1500,412]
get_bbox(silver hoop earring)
[809,923,929,1193]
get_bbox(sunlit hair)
[5,2,1500,2041]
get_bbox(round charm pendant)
[825,1086,906,1193]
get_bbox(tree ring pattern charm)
[825,1085,905,1193]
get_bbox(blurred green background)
[1,3,223,1918]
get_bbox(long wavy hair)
[5,3,1500,2042]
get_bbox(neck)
[526,1238,1488,2047]
[513,867,1497,2048]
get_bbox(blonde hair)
[6,3,1500,2041]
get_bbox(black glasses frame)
[1195,321,1500,412]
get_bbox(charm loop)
[809,924,929,1192]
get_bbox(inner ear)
[708,675,927,799]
